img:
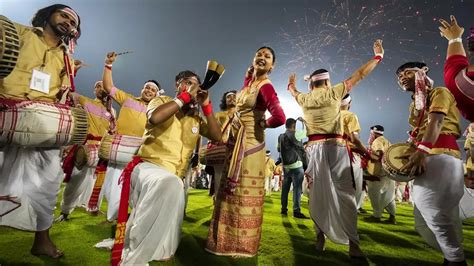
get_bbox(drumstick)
[116,50,133,56]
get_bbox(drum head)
[0,16,20,79]
[383,143,415,182]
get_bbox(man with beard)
[208,90,237,196]
[91,52,164,222]
[0,4,81,258]
[397,61,465,265]
[56,81,116,222]
[110,70,221,264]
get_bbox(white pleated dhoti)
[0,146,63,231]
[99,163,125,221]
[413,154,465,262]
[459,186,474,220]
[352,154,365,209]
[61,166,96,214]
[307,142,359,245]
[121,162,185,265]
[366,175,396,218]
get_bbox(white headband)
[226,92,236,96]
[341,95,352,106]
[144,82,164,95]
[371,129,384,135]
[304,72,330,82]
[94,81,102,88]
[61,8,79,27]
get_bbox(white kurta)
[307,142,359,245]
[121,162,185,265]
[366,175,396,218]
[413,154,465,262]
[352,154,365,209]
[99,163,125,221]
[0,146,63,231]
[61,166,96,214]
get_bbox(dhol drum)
[382,143,416,182]
[0,99,88,147]
[98,134,143,165]
[75,143,100,169]
[0,15,19,79]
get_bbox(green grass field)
[0,189,473,265]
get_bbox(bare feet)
[315,232,326,251]
[31,230,64,259]
[349,241,365,258]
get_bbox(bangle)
[173,98,184,109]
[104,64,112,70]
[449,37,462,44]
[287,83,294,90]
[201,101,213,116]
[177,91,192,105]
[416,141,433,154]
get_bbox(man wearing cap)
[439,15,474,122]
[287,39,384,257]
[0,4,82,258]
[56,81,116,222]
[340,94,371,214]
[264,150,276,196]
[397,61,465,264]
[364,125,397,224]
[95,51,164,221]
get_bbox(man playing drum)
[94,52,163,221]
[109,70,221,265]
[364,125,397,224]
[397,61,466,265]
[287,39,384,258]
[57,81,116,222]
[0,4,81,258]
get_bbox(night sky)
[2,0,473,158]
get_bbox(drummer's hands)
[400,150,426,177]
[105,52,117,65]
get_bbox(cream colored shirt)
[341,110,361,150]
[296,82,348,136]
[138,96,210,177]
[110,87,148,137]
[408,87,461,158]
[0,23,73,102]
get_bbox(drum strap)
[62,134,103,183]
[87,159,108,212]
[111,156,143,266]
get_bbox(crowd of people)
[0,4,473,266]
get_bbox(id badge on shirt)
[29,69,51,94]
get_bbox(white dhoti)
[307,142,358,245]
[459,186,474,220]
[0,146,63,231]
[264,176,272,195]
[367,175,396,218]
[99,163,125,221]
[121,162,185,265]
[273,175,280,192]
[61,166,96,214]
[413,154,465,262]
[352,154,365,209]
